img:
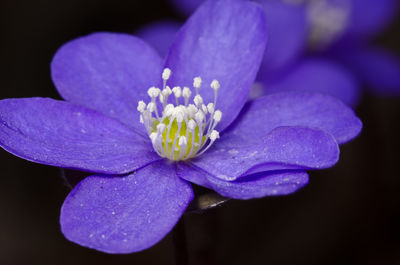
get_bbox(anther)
[149,132,158,143]
[156,123,166,133]
[210,130,220,141]
[147,102,156,112]
[211,80,220,91]
[193,95,203,107]
[138,71,222,161]
[193,77,202,90]
[213,110,222,122]
[195,111,205,124]
[207,103,215,114]
[162,86,172,97]
[178,136,187,146]
[172,86,182,98]
[147,87,160,98]
[162,68,171,80]
[137,101,146,112]
[201,104,208,115]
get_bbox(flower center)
[137,68,222,161]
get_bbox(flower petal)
[227,92,362,144]
[51,32,163,134]
[207,170,309,199]
[176,162,212,188]
[164,0,267,131]
[261,58,360,106]
[135,20,181,58]
[345,0,398,38]
[60,161,194,254]
[0,98,159,174]
[333,45,400,96]
[177,163,309,199]
[257,0,308,73]
[192,126,339,181]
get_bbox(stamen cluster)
[137,68,222,161]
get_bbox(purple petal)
[0,98,159,174]
[164,0,267,131]
[207,170,309,199]
[333,45,400,96]
[177,163,309,199]
[191,126,339,181]
[257,0,308,73]
[227,92,362,144]
[51,32,163,134]
[345,0,398,38]
[60,161,194,254]
[261,58,360,106]
[176,162,212,188]
[169,0,203,16]
[135,20,181,58]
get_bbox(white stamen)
[172,86,182,98]
[175,110,184,123]
[210,80,220,91]
[188,119,196,131]
[193,95,203,107]
[147,102,156,112]
[201,104,208,115]
[178,136,187,146]
[193,77,202,90]
[182,86,192,105]
[163,104,174,117]
[195,111,205,124]
[138,71,222,161]
[162,86,172,97]
[210,130,220,141]
[213,110,222,122]
[137,101,146,112]
[159,94,165,104]
[207,103,215,114]
[187,104,198,117]
[157,123,166,133]
[162,68,171,80]
[149,132,158,143]
[147,87,160,98]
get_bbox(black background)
[0,0,399,264]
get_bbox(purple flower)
[169,0,400,105]
[0,0,361,254]
[302,0,400,99]
[169,0,308,74]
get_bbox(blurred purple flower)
[168,0,400,105]
[303,0,400,98]
[0,0,361,254]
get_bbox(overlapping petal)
[51,32,163,134]
[0,98,159,174]
[164,0,267,131]
[257,0,308,73]
[177,162,309,199]
[207,170,309,199]
[135,20,181,58]
[261,58,360,106]
[227,92,362,145]
[60,161,193,254]
[191,126,339,181]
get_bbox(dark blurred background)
[0,0,399,264]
